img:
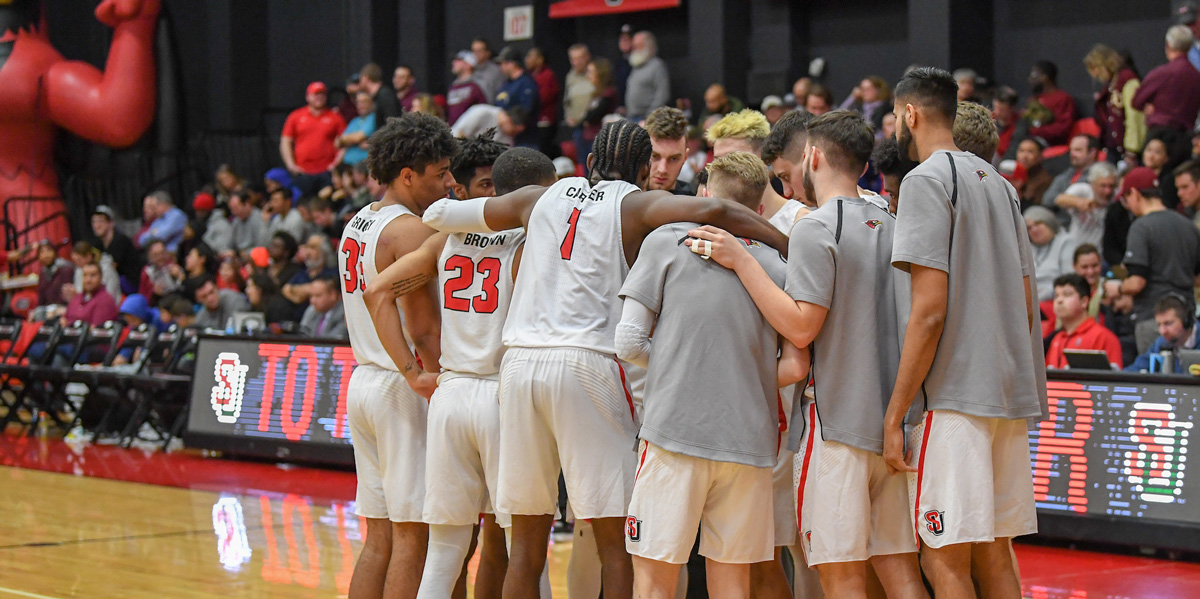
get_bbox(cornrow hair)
[588,120,653,186]
[450,129,509,187]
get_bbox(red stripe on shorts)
[615,360,636,421]
[634,442,648,481]
[775,391,786,454]
[795,403,817,532]
[913,411,935,545]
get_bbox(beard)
[801,154,816,205]
[897,120,919,163]
[305,257,326,271]
[629,49,650,68]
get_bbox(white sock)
[415,524,474,599]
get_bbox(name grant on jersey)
[461,232,511,249]
[348,215,376,233]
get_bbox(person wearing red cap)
[281,81,347,198]
[193,192,233,255]
[1116,165,1200,353]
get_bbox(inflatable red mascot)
[0,0,158,251]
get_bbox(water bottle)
[1161,350,1175,374]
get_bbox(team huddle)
[338,66,1047,599]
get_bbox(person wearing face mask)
[1024,205,1076,302]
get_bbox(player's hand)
[686,225,749,270]
[883,424,916,474]
[407,372,439,400]
[95,0,160,28]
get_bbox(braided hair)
[588,120,652,187]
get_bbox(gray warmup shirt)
[892,150,1048,421]
[620,223,786,467]
[785,196,900,454]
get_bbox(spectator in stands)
[359,63,401,125]
[699,84,745,125]
[446,51,488,126]
[245,272,294,329]
[1132,25,1200,168]
[298,275,348,340]
[761,96,786,126]
[136,191,186,252]
[1025,205,1076,302]
[1053,161,1117,249]
[791,77,812,108]
[645,107,692,194]
[1126,295,1199,372]
[1045,274,1123,369]
[1118,166,1200,352]
[872,137,918,214]
[564,44,595,150]
[226,191,267,259]
[308,197,343,240]
[1073,244,1110,316]
[266,231,302,291]
[993,85,1020,159]
[138,239,179,304]
[526,47,561,157]
[1026,60,1077,147]
[179,243,217,301]
[805,84,833,115]
[217,258,244,293]
[839,75,891,131]
[118,293,151,330]
[495,47,540,150]
[1044,135,1100,206]
[1016,137,1052,211]
[337,73,362,123]
[282,233,336,313]
[263,167,297,199]
[578,58,618,162]
[953,68,979,103]
[615,24,634,104]
[336,91,376,166]
[213,164,246,206]
[64,263,118,328]
[392,65,419,113]
[86,205,139,292]
[192,192,232,256]
[1174,160,1200,228]
[1144,137,1180,207]
[624,30,670,121]
[193,276,251,330]
[472,37,505,102]
[67,241,121,302]
[953,101,1000,161]
[160,295,196,330]
[1086,44,1145,164]
[264,188,308,242]
[280,81,347,197]
[35,240,73,308]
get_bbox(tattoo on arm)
[390,273,435,298]
[401,360,417,375]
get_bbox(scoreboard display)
[186,336,358,465]
[1033,371,1200,551]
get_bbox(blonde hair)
[705,151,769,208]
[1083,44,1123,82]
[953,101,999,160]
[705,109,771,151]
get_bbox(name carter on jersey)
[563,186,607,202]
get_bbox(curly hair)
[589,120,652,186]
[366,112,460,185]
[450,129,509,187]
[952,101,999,160]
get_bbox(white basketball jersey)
[504,177,639,354]
[340,202,416,371]
[769,199,804,234]
[437,228,525,376]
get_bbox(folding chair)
[137,328,199,450]
[24,321,92,434]
[82,323,159,442]
[0,320,62,431]
[0,319,29,420]
[115,325,187,446]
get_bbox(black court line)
[0,525,268,550]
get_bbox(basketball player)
[365,137,556,599]
[615,151,802,599]
[689,111,928,599]
[709,109,807,232]
[886,67,1045,599]
[762,109,815,208]
[340,112,458,599]
[422,120,788,599]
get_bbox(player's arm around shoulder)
[777,340,810,389]
[422,185,548,233]
[364,231,448,306]
[624,191,790,258]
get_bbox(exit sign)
[504,5,533,41]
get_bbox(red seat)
[1070,118,1101,139]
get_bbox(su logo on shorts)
[924,509,946,536]
[626,516,642,542]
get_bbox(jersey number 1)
[560,207,581,260]
[443,255,501,314]
[341,238,367,293]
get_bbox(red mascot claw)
[0,0,158,259]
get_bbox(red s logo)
[924,510,945,536]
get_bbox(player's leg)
[865,451,927,599]
[919,544,975,599]
[349,517,393,599]
[815,561,868,599]
[568,519,602,599]
[750,549,792,599]
[970,539,1020,599]
[591,517,634,599]
[503,514,555,598]
[973,416,1037,599]
[869,553,927,599]
[706,560,751,599]
[475,515,507,599]
[384,521,429,599]
[417,524,473,599]
[633,556,683,599]
[451,524,478,599]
